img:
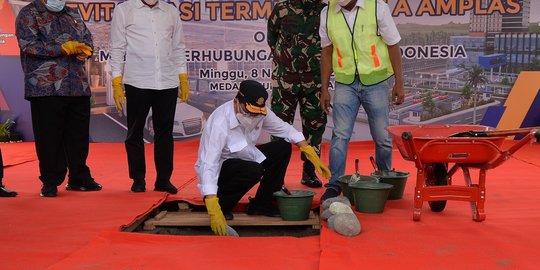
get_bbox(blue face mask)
[45,0,65,12]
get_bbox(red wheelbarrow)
[387,124,540,222]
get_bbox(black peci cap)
[237,80,268,115]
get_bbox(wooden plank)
[154,211,167,221]
[143,211,320,230]
[143,217,158,231]
[177,202,191,210]
[122,209,159,232]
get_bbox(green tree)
[461,84,472,101]
[460,64,488,124]
[422,92,436,116]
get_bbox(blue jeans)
[325,78,393,192]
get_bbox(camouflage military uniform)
[267,0,327,187]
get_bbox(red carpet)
[1,141,539,269]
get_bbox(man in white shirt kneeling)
[195,80,331,236]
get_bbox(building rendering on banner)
[501,0,530,33]
[1,0,539,142]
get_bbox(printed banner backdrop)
[1,0,539,142]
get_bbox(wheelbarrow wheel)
[425,163,448,212]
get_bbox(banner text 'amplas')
[67,0,523,23]
[392,0,522,17]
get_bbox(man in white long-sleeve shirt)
[109,0,190,194]
[195,80,331,236]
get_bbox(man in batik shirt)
[16,0,101,197]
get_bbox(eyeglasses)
[238,103,262,118]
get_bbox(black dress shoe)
[0,186,17,197]
[301,162,322,188]
[66,180,102,192]
[223,210,234,221]
[301,177,323,188]
[40,185,58,197]
[154,182,178,194]
[131,179,146,192]
[246,203,281,217]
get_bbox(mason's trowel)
[225,225,239,237]
[351,159,361,182]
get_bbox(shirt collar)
[135,0,164,11]
[35,0,48,12]
[334,0,364,13]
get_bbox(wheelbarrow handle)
[450,126,540,138]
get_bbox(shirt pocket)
[227,136,248,153]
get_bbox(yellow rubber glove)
[178,73,189,102]
[111,76,125,112]
[61,41,83,55]
[79,44,93,57]
[300,145,331,179]
[204,196,227,236]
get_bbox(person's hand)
[111,76,125,112]
[300,145,331,179]
[320,88,331,114]
[204,196,227,236]
[178,73,189,102]
[392,81,405,105]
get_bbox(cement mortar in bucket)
[371,170,410,200]
[349,182,393,213]
[273,190,315,221]
[338,175,378,203]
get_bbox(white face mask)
[236,102,262,131]
[236,113,258,130]
[45,0,65,12]
[336,0,353,7]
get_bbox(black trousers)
[217,139,292,212]
[124,84,178,184]
[30,96,92,186]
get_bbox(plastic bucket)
[349,182,393,213]
[273,190,316,221]
[371,171,410,200]
[338,175,378,203]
